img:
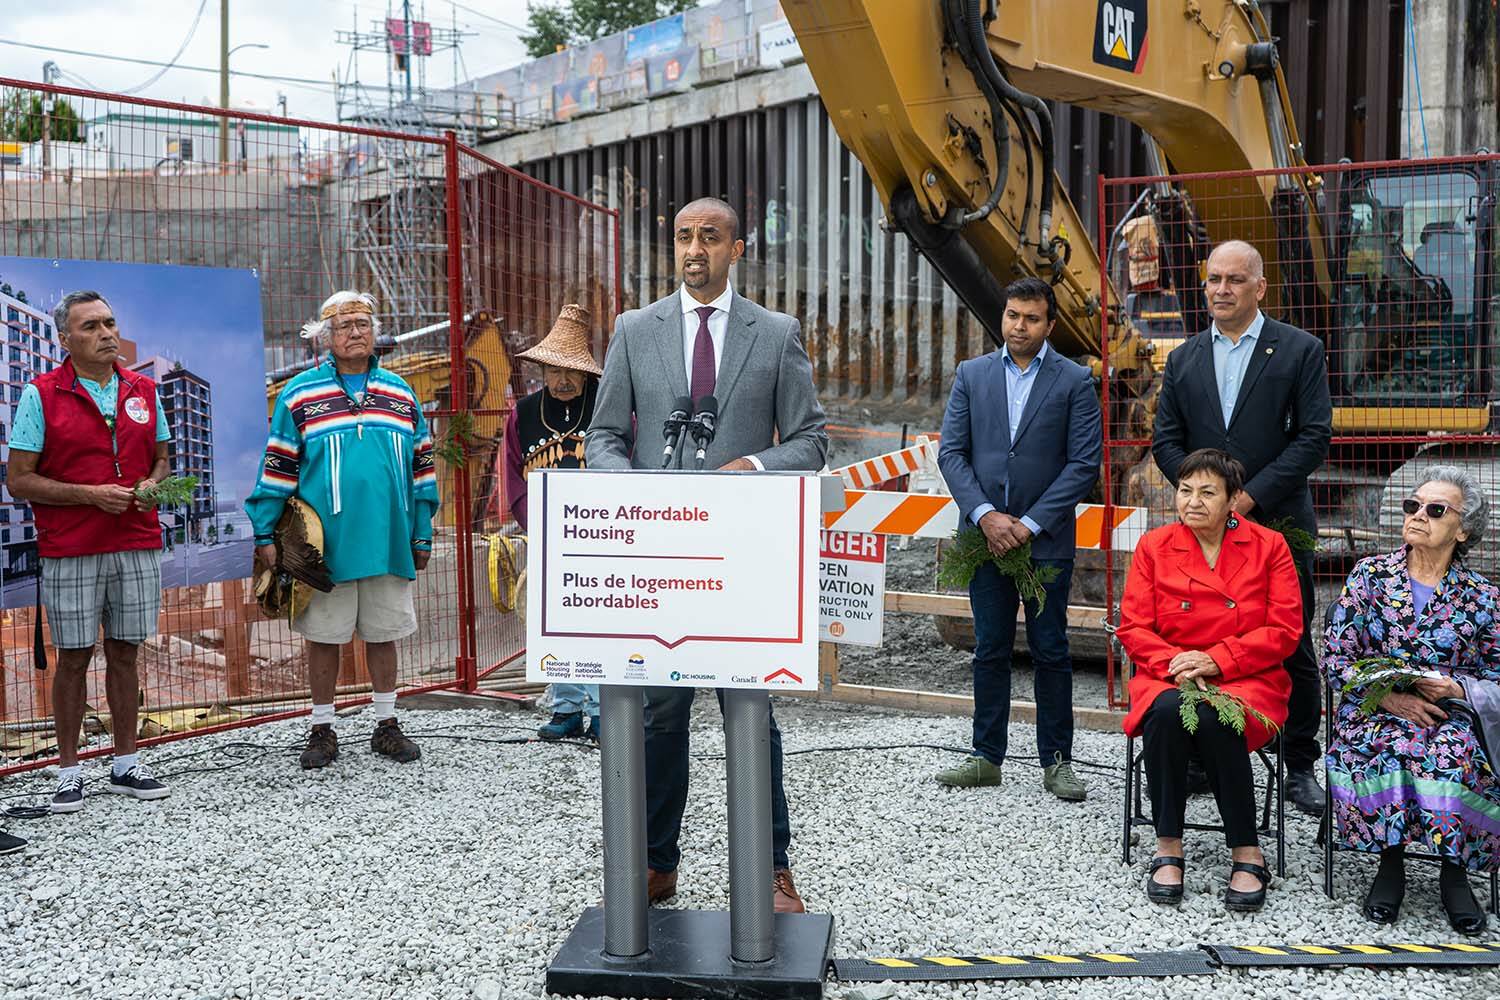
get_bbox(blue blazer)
[937,346,1103,561]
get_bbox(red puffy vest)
[31,359,162,558]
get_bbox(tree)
[0,94,83,144]
[522,0,699,58]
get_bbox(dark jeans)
[1143,689,1259,848]
[643,686,791,873]
[969,557,1075,766]
[1282,545,1321,772]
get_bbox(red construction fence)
[0,79,619,773]
[1099,154,1500,707]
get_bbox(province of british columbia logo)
[1093,0,1148,74]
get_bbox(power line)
[0,38,335,89]
[119,0,211,95]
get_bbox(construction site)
[1,0,1500,997]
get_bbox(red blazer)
[1118,519,1303,751]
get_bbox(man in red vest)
[7,290,173,814]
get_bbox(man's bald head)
[675,197,739,240]
[1207,240,1265,279]
[1203,239,1267,337]
[674,197,744,300]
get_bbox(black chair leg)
[1276,745,1286,877]
[1122,736,1135,866]
[1322,683,1335,899]
[1490,870,1498,916]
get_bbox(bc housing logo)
[1093,1,1148,74]
[629,654,646,668]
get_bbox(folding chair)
[1320,682,1500,913]
[1120,655,1288,876]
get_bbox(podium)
[531,471,839,999]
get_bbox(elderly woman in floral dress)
[1325,465,1499,934]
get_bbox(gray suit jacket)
[585,290,828,472]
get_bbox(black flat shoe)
[1362,871,1405,925]
[1146,856,1185,905]
[1224,861,1270,913]
[1441,866,1488,936]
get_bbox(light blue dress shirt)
[1210,310,1265,428]
[969,342,1048,536]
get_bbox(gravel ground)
[834,539,1115,709]
[1,699,1492,1000]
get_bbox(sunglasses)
[1402,498,1457,519]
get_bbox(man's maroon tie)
[690,305,716,404]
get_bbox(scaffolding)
[332,3,475,337]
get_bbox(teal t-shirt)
[10,375,172,452]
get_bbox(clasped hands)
[1166,650,1221,691]
[977,511,1033,557]
[1379,675,1464,727]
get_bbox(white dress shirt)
[679,281,734,382]
[677,281,762,469]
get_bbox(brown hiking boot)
[300,724,340,770]
[370,718,421,763]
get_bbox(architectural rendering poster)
[0,256,267,606]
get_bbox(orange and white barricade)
[824,490,1147,551]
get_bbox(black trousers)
[1281,545,1321,772]
[1143,689,1260,848]
[642,687,791,873]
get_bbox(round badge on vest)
[125,397,151,425]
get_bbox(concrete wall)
[1406,0,1499,157]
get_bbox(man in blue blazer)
[936,277,1103,800]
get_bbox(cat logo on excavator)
[1093,0,1149,74]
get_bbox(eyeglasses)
[333,319,373,334]
[1402,498,1458,519]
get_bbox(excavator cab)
[1329,162,1496,420]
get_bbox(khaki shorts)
[293,574,417,645]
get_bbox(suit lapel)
[1010,348,1061,446]
[1171,523,1235,599]
[1189,332,1225,432]
[982,352,1011,446]
[651,295,690,402]
[712,293,761,411]
[1226,320,1280,433]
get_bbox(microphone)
[689,394,719,470]
[661,395,693,468]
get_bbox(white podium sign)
[525,469,820,691]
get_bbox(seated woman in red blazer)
[1118,448,1303,913]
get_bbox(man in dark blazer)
[586,197,827,914]
[1151,239,1332,815]
[937,277,1103,801]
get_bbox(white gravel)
[1,698,1495,999]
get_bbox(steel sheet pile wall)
[0,80,617,773]
[1099,155,1500,707]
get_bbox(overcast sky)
[0,1,536,124]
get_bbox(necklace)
[539,385,588,438]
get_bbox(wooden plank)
[882,592,1107,631]
[223,578,252,698]
[793,681,1125,733]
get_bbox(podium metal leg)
[599,684,648,958]
[723,688,774,963]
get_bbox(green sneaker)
[935,755,1002,788]
[1043,753,1087,801]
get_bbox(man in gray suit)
[585,196,827,914]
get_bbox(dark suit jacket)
[937,346,1103,561]
[1151,317,1332,532]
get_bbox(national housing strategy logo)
[539,654,572,679]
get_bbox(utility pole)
[219,0,229,167]
[40,61,55,179]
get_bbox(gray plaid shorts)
[40,549,163,649]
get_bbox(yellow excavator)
[784,0,1497,576]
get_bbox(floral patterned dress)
[1324,547,1500,870]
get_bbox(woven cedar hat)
[516,304,602,377]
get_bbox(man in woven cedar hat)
[502,303,603,742]
[246,291,440,770]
